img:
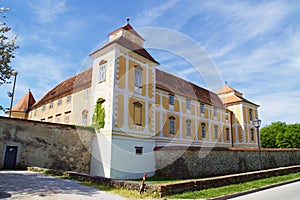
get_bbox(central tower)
[89,21,159,179]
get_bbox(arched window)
[201,123,206,138]
[169,116,175,134]
[186,119,192,136]
[92,98,105,129]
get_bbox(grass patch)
[79,180,158,199]
[166,172,300,199]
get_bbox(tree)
[260,121,286,148]
[0,7,18,85]
[261,121,300,148]
[276,124,300,148]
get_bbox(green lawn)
[166,172,300,199]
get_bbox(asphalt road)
[229,180,300,200]
[0,170,127,199]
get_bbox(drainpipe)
[230,111,234,147]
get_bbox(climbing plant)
[92,98,105,130]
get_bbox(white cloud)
[135,0,178,27]
[28,0,68,23]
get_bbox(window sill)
[134,86,142,94]
[169,105,174,110]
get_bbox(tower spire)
[126,18,130,24]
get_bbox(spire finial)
[126,18,130,24]
[225,81,228,85]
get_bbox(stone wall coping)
[0,116,95,132]
[154,146,300,151]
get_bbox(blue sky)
[1,0,300,126]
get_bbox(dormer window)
[134,66,142,87]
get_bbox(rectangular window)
[201,123,206,138]
[135,146,143,155]
[186,99,191,110]
[42,106,46,112]
[58,99,62,106]
[41,118,45,122]
[214,125,218,139]
[56,114,61,123]
[186,120,191,136]
[65,112,70,124]
[48,116,53,122]
[225,111,229,120]
[251,129,255,141]
[214,107,217,117]
[200,103,205,114]
[134,66,142,87]
[169,93,174,105]
[49,103,53,109]
[249,109,253,121]
[67,96,72,103]
[226,128,230,140]
[85,89,89,99]
[133,102,142,126]
[99,64,106,82]
[169,117,175,134]
[82,114,87,126]
[34,110,37,116]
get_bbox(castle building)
[8,22,259,179]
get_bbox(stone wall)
[0,117,94,173]
[155,146,300,179]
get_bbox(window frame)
[214,107,217,117]
[67,96,72,103]
[58,99,62,106]
[99,63,106,82]
[186,119,192,137]
[200,103,205,114]
[186,99,191,110]
[226,128,230,141]
[135,146,143,155]
[201,123,206,138]
[169,93,174,105]
[169,116,175,134]
[250,128,255,141]
[134,66,143,87]
[249,108,253,121]
[214,125,218,139]
[133,102,143,126]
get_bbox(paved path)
[0,171,127,199]
[229,180,300,200]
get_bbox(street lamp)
[253,118,262,170]
[8,70,18,118]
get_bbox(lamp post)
[253,118,262,170]
[8,70,18,118]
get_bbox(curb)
[208,178,300,200]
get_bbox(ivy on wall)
[92,98,105,130]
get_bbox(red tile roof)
[31,68,92,109]
[217,85,259,107]
[156,69,225,109]
[11,91,36,112]
[90,36,159,64]
[31,67,225,110]
[109,23,143,40]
